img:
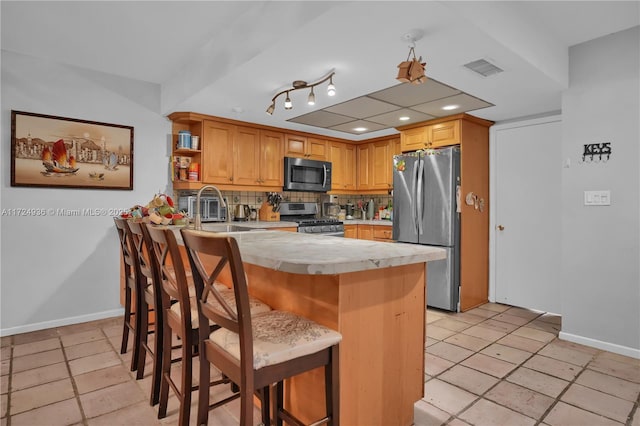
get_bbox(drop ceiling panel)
[324,96,400,119]
[411,93,494,117]
[329,119,388,135]
[368,79,461,107]
[366,108,435,127]
[287,110,354,127]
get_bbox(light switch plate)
[584,190,611,206]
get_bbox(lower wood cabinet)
[345,224,392,241]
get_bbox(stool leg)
[157,323,172,419]
[274,381,284,426]
[150,309,163,406]
[135,301,149,379]
[121,286,132,354]
[260,385,271,426]
[197,348,211,426]
[130,288,143,372]
[178,337,193,426]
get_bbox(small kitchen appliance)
[233,204,250,221]
[178,194,226,222]
[345,203,355,219]
[279,202,344,236]
[283,157,332,193]
[320,194,340,219]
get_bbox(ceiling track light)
[397,30,427,85]
[266,69,335,115]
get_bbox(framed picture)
[11,110,134,190]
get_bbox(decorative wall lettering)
[580,142,612,163]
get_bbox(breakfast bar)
[175,228,446,425]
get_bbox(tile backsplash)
[177,190,392,219]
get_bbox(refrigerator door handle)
[416,157,424,235]
[410,158,419,235]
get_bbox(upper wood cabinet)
[285,134,328,160]
[200,120,283,190]
[356,137,400,192]
[329,141,356,192]
[400,119,460,151]
[356,144,371,190]
[201,120,234,185]
[258,130,284,187]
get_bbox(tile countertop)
[173,228,445,275]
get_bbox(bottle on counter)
[365,199,373,220]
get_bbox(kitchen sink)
[200,224,265,233]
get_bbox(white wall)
[560,26,640,357]
[1,51,171,335]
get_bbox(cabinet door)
[373,225,393,241]
[343,144,357,190]
[371,140,391,190]
[357,144,371,190]
[233,126,260,186]
[430,120,460,148]
[259,130,284,186]
[357,225,374,240]
[329,142,345,190]
[307,138,328,160]
[202,120,234,184]
[400,127,427,152]
[344,225,357,239]
[284,134,307,158]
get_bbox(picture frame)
[11,110,134,190]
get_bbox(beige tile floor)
[1,303,638,426]
[417,304,640,426]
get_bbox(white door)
[491,117,562,314]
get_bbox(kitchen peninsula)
[175,228,446,425]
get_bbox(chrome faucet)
[194,185,229,230]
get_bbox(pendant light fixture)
[397,30,427,84]
[266,70,335,115]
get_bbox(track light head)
[266,103,275,115]
[327,76,336,96]
[284,92,292,109]
[307,87,316,105]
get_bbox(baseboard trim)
[559,331,640,359]
[0,308,124,337]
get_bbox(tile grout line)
[57,332,90,426]
[428,309,561,425]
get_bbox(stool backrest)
[145,225,193,335]
[127,220,166,309]
[180,230,254,374]
[113,217,138,284]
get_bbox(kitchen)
[1,1,639,425]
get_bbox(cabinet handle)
[229,176,234,182]
[497,225,505,231]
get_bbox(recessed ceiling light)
[399,116,410,121]
[442,104,459,111]
[353,127,367,132]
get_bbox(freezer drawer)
[426,246,459,311]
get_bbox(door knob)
[497,225,505,231]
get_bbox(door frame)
[488,114,562,303]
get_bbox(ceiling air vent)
[463,59,503,77]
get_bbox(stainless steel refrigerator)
[392,146,461,311]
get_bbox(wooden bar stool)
[145,225,271,426]
[113,217,145,373]
[126,220,163,405]
[181,229,342,426]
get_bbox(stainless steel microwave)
[177,195,227,222]
[283,157,332,193]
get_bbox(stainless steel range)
[278,202,344,237]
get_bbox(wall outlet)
[584,190,611,206]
